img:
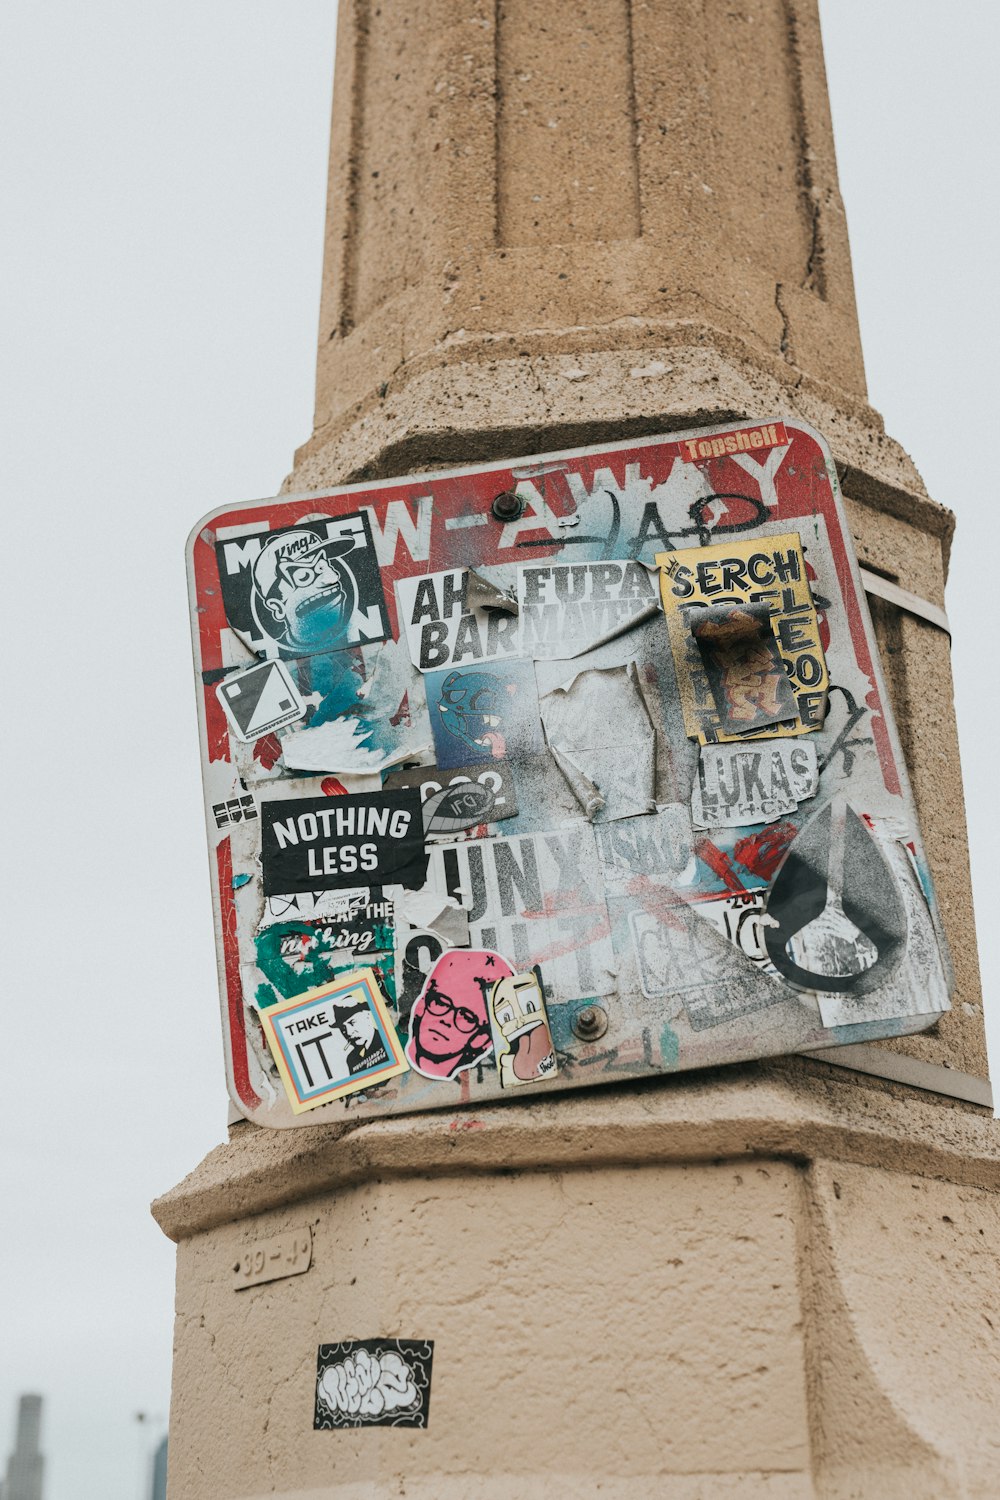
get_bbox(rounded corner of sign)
[226,1083,292,1131]
[226,1080,262,1127]
[185,509,218,565]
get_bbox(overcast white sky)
[1,4,997,1497]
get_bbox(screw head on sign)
[571,1005,608,1042]
[491,490,525,522]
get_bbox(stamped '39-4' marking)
[233,1226,313,1289]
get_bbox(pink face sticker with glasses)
[405,949,514,1080]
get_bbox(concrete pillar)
[156,3,1000,1494]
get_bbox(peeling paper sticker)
[405,949,512,1079]
[541,662,657,822]
[489,968,558,1087]
[815,839,950,1028]
[260,790,427,895]
[425,659,543,769]
[393,886,471,947]
[389,885,472,1020]
[385,762,519,833]
[594,805,695,889]
[764,799,907,995]
[215,513,390,659]
[626,897,784,1029]
[315,1340,434,1430]
[216,660,306,741]
[279,638,429,774]
[280,718,427,775]
[396,567,520,672]
[518,560,659,659]
[423,826,615,1003]
[655,532,828,742]
[259,887,371,926]
[692,740,818,828]
[260,968,408,1112]
[690,602,798,733]
[258,896,394,965]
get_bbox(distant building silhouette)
[0,1394,44,1500]
[149,1436,167,1500]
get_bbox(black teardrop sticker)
[764,800,906,994]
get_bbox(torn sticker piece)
[655,532,828,743]
[689,602,798,734]
[396,567,520,672]
[518,560,658,660]
[425,658,543,769]
[280,718,428,775]
[540,661,657,822]
[393,887,471,947]
[279,638,429,774]
[259,885,372,928]
[625,894,784,1029]
[260,790,427,896]
[763,799,907,995]
[692,740,818,828]
[389,884,471,1022]
[253,928,397,1012]
[385,762,519,833]
[260,968,408,1112]
[815,838,950,1028]
[405,949,512,1080]
[315,1340,434,1430]
[216,660,306,741]
[258,893,394,961]
[423,825,616,1003]
[216,512,390,659]
[489,968,558,1087]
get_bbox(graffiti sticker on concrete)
[315,1340,434,1430]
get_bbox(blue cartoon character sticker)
[425,660,543,768]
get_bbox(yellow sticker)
[489,970,558,1088]
[259,967,408,1113]
[655,532,828,744]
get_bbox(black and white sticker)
[385,762,518,832]
[212,793,258,828]
[215,660,306,741]
[215,512,390,659]
[396,568,520,672]
[260,790,427,896]
[315,1340,434,1429]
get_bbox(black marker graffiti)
[516,490,769,557]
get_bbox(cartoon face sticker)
[405,949,514,1080]
[250,528,359,654]
[425,660,542,769]
[436,669,510,758]
[489,970,557,1088]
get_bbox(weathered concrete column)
[156,3,1000,1495]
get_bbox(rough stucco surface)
[166,1155,1000,1499]
[171,1161,814,1498]
[162,0,997,1494]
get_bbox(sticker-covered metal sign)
[187,419,953,1126]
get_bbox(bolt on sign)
[186,419,952,1128]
